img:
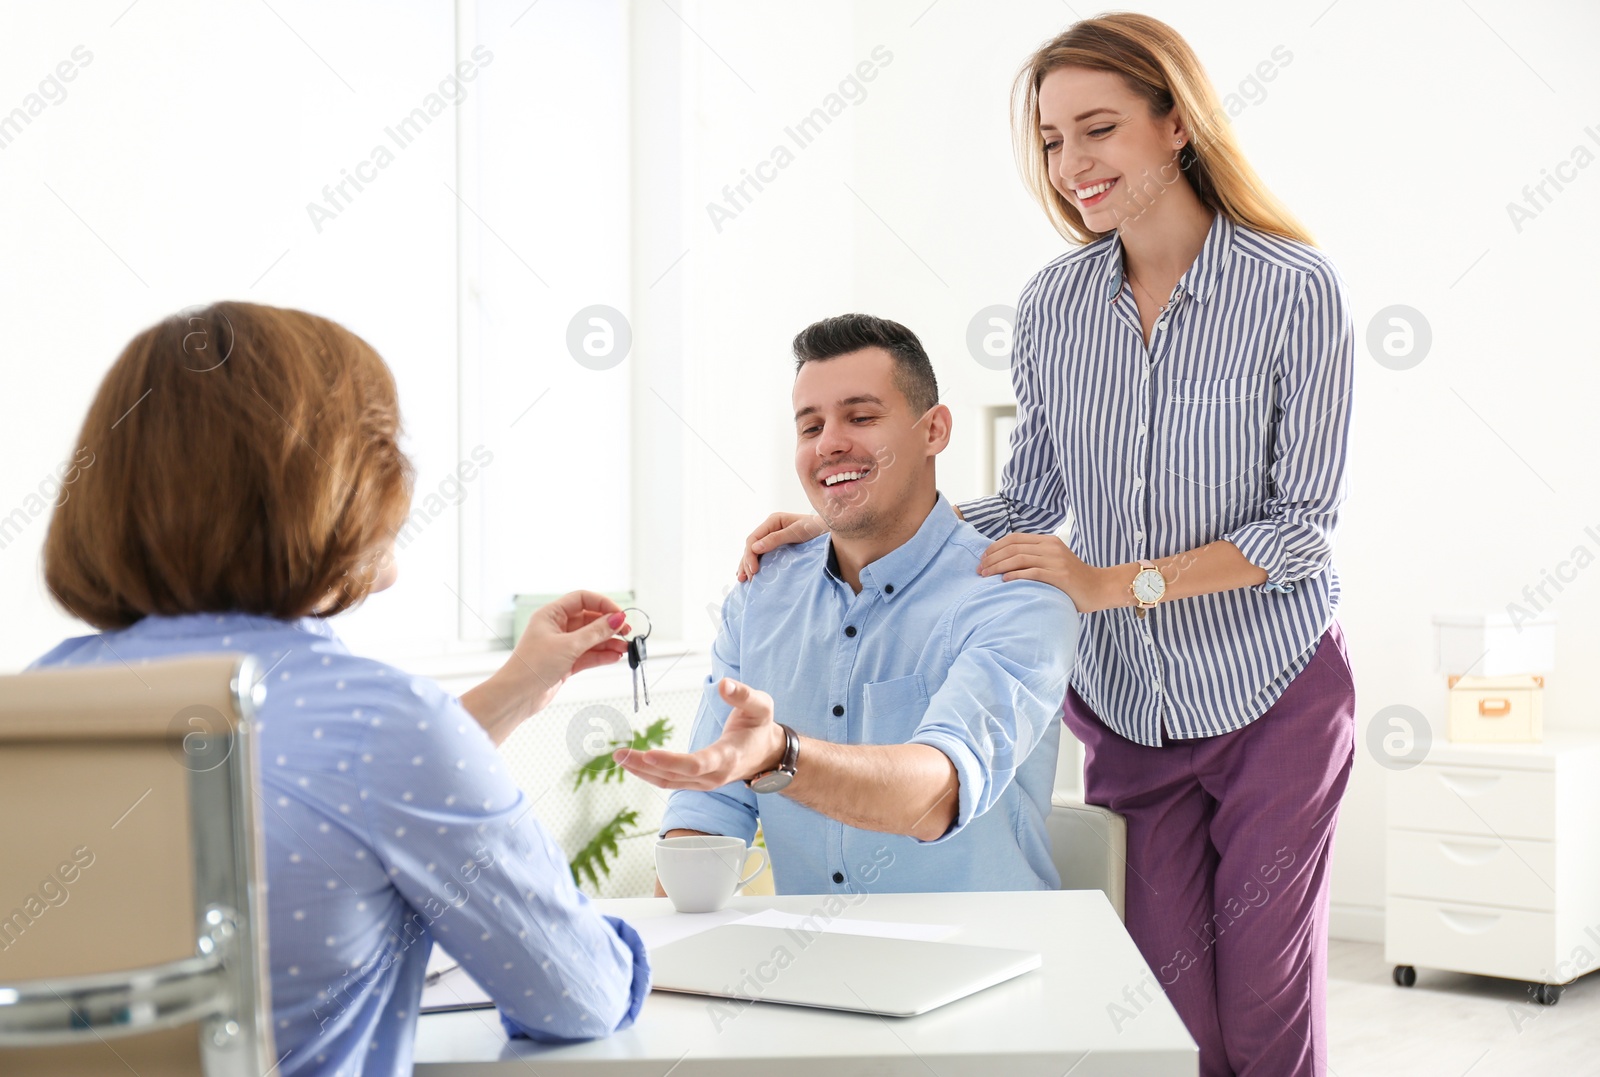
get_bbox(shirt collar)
[123,611,338,640]
[1099,210,1234,307]
[824,493,961,601]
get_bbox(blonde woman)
[740,14,1355,1077]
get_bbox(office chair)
[1048,796,1128,922]
[0,653,275,1076]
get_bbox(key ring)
[620,607,651,642]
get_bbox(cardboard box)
[1447,674,1545,743]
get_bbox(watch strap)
[745,723,799,789]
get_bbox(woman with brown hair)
[30,302,648,1075]
[738,13,1355,1076]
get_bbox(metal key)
[621,607,652,713]
[627,633,650,712]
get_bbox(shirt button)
[884,584,895,594]
[1134,530,1144,542]
[1138,423,1147,436]
[844,625,857,638]
[832,704,844,717]
[1133,477,1144,489]
[832,872,844,884]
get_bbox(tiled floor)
[1328,939,1600,1075]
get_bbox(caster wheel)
[1535,983,1562,1006]
[1393,965,1416,987]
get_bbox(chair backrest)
[0,653,275,1076]
[1047,795,1128,921]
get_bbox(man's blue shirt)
[660,494,1080,894]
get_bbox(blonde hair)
[1012,12,1315,246]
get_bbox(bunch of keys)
[621,607,651,713]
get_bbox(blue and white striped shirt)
[958,212,1354,747]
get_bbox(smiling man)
[616,313,1080,894]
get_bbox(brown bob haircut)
[44,301,415,629]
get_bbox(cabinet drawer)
[1385,897,1556,981]
[1387,830,1556,911]
[1389,765,1555,839]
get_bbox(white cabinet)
[1384,729,1600,1005]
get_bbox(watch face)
[1132,569,1165,603]
[749,770,793,795]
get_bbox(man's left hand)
[614,678,786,790]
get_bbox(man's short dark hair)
[792,313,939,415]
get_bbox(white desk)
[413,890,1197,1076]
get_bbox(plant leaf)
[568,807,640,892]
[572,717,674,790]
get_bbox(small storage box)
[1447,674,1545,743]
[1434,612,1556,678]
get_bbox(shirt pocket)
[1161,373,1273,498]
[861,673,929,737]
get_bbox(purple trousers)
[1062,621,1356,1077]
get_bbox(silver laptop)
[648,924,1042,1017]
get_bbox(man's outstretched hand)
[614,678,786,790]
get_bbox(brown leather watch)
[745,723,799,794]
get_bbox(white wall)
[0,0,462,664]
[628,0,864,647]
[638,0,1600,935]
[5,0,1598,930]
[852,0,1600,936]
[463,0,634,633]
[0,0,635,668]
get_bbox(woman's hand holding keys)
[461,590,632,745]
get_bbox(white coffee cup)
[655,835,770,913]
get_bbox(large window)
[454,0,633,647]
[0,0,636,669]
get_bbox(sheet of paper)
[731,908,958,942]
[421,966,492,1013]
[425,944,457,976]
[629,906,752,952]
[421,946,493,1013]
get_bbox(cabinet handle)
[1437,908,1501,935]
[1437,771,1500,797]
[1438,839,1500,866]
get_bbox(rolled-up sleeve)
[908,580,1079,843]
[1223,259,1355,594]
[958,279,1071,540]
[356,678,648,1044]
[657,584,760,843]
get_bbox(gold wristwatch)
[1129,559,1166,618]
